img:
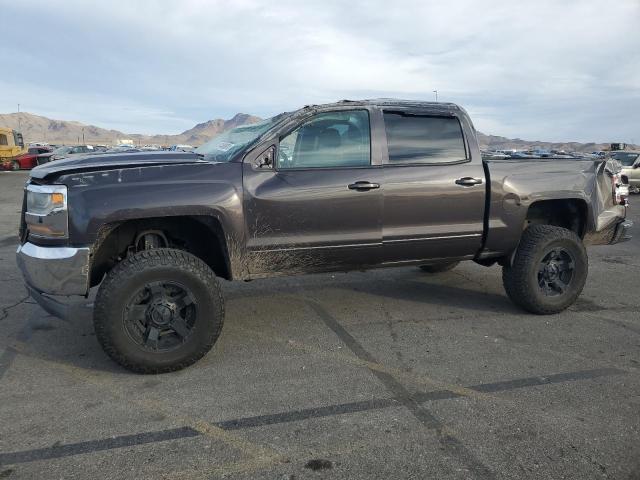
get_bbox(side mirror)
[256,146,274,169]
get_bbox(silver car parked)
[612,151,640,193]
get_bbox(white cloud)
[1,0,638,142]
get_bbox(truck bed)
[481,157,625,258]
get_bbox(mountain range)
[0,112,262,147]
[0,111,632,152]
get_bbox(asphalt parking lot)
[0,170,638,479]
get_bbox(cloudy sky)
[1,0,638,142]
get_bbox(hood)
[30,151,207,180]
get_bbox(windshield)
[195,114,287,162]
[612,152,639,167]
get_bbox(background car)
[103,147,142,153]
[37,145,95,163]
[169,144,195,152]
[612,150,640,193]
[3,146,53,170]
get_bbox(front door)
[243,109,383,276]
[379,110,486,264]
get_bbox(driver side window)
[277,110,370,169]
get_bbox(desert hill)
[0,112,261,147]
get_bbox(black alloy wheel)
[123,281,198,352]
[537,248,575,297]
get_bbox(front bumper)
[16,242,90,296]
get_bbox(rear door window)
[383,113,467,165]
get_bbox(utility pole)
[17,103,21,133]
[82,128,85,145]
[433,90,438,102]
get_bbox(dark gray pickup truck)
[16,99,632,373]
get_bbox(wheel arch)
[524,198,589,238]
[90,215,234,287]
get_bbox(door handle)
[455,177,483,186]
[348,181,380,191]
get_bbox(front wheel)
[11,161,20,171]
[502,225,587,314]
[94,249,224,373]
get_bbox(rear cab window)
[382,112,468,165]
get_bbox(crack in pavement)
[0,294,29,322]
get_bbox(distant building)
[116,139,134,146]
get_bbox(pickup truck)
[16,99,632,373]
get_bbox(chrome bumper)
[611,220,633,244]
[16,242,90,296]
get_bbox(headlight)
[27,186,66,215]
[25,184,68,238]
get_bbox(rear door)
[379,109,486,264]
[242,109,384,276]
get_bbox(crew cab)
[16,99,632,373]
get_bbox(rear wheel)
[94,249,224,373]
[502,225,587,314]
[419,262,459,273]
[11,160,20,171]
